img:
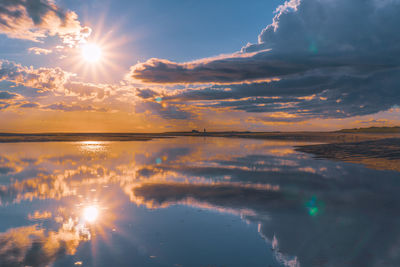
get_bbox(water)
[0,137,399,267]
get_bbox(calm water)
[0,137,399,267]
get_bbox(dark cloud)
[135,101,193,120]
[132,182,284,210]
[20,102,40,108]
[129,0,400,121]
[0,166,14,174]
[0,91,18,100]
[129,52,321,84]
[243,0,400,55]
[136,88,159,99]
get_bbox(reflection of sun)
[79,141,108,153]
[83,205,99,223]
[74,189,124,247]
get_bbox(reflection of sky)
[0,137,400,266]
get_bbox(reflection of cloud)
[0,174,76,204]
[129,181,281,210]
[257,227,300,267]
[1,139,400,266]
[28,210,52,220]
[0,222,86,267]
[127,177,400,267]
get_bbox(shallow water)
[0,137,399,267]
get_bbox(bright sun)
[83,205,99,223]
[81,43,102,63]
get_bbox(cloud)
[42,102,107,112]
[0,91,19,100]
[0,91,23,110]
[64,81,114,101]
[19,102,40,108]
[242,0,400,55]
[0,61,137,116]
[128,51,294,84]
[135,101,193,120]
[0,60,71,92]
[0,0,91,45]
[136,88,160,99]
[28,47,52,55]
[128,0,400,120]
[0,223,88,267]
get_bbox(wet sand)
[171,131,400,143]
[296,138,400,172]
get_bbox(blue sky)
[0,0,399,132]
[1,0,283,80]
[62,0,283,60]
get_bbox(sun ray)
[62,15,131,83]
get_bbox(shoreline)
[0,131,399,143]
[0,132,399,172]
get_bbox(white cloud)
[0,0,91,46]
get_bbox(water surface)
[0,137,399,267]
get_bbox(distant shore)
[0,131,399,143]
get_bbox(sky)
[0,0,399,132]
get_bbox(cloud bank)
[129,0,400,121]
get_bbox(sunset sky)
[0,0,399,132]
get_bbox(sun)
[65,19,130,81]
[81,43,102,63]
